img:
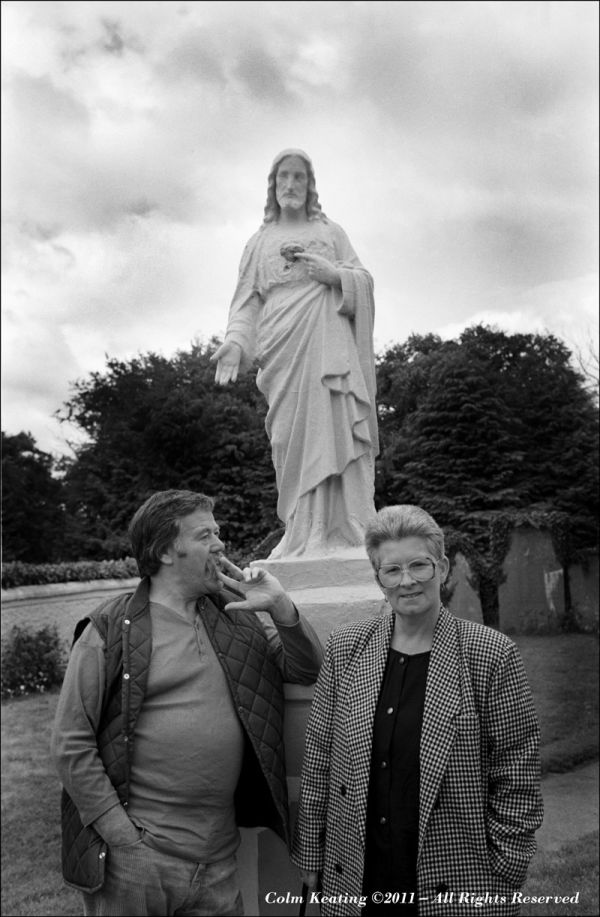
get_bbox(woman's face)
[374,536,448,620]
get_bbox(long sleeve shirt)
[51,596,322,862]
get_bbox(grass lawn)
[519,832,599,916]
[1,691,81,917]
[515,633,599,773]
[1,600,598,916]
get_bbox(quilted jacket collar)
[126,576,151,618]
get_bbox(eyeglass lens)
[378,560,435,585]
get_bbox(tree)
[1,431,66,562]
[57,339,279,560]
[375,325,599,625]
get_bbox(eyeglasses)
[376,559,437,588]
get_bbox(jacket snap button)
[99,852,106,859]
[123,674,130,680]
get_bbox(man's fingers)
[218,559,268,581]
[218,557,244,580]
[223,599,253,612]
[218,571,246,591]
[242,566,267,583]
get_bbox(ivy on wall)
[443,510,588,630]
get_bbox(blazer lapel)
[346,613,395,846]
[418,607,461,860]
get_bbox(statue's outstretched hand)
[295,252,341,289]
[210,341,242,384]
[217,557,297,625]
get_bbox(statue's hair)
[365,505,446,567]
[262,148,326,224]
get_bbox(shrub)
[1,624,66,700]
[1,557,140,589]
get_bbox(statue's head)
[263,148,325,224]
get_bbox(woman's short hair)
[365,505,445,566]
[129,490,214,577]
[262,148,326,224]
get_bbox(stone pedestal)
[252,548,385,645]
[254,546,374,589]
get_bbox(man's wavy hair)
[128,490,215,577]
[262,148,326,224]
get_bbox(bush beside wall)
[1,624,66,699]
[1,557,139,590]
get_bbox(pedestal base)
[253,547,373,589]
[252,550,385,645]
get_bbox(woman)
[211,149,378,559]
[291,505,543,917]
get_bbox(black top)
[362,648,430,914]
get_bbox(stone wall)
[569,552,599,633]
[498,527,598,635]
[445,551,483,624]
[430,529,597,636]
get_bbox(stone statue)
[212,149,379,558]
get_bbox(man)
[51,489,323,916]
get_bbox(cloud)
[1,0,597,455]
[1,294,84,455]
[233,43,296,103]
[159,26,227,85]
[434,274,599,349]
[98,17,144,56]
[3,71,209,233]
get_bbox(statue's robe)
[223,218,379,558]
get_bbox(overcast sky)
[2,0,598,456]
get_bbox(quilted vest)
[60,578,289,892]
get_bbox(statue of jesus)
[212,149,379,559]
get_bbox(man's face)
[275,155,308,214]
[164,509,225,595]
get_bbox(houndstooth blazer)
[291,607,543,917]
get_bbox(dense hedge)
[1,624,66,699]
[2,557,139,590]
